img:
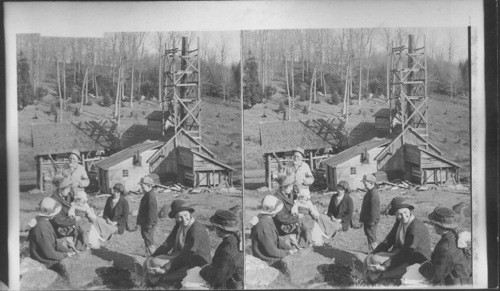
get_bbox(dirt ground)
[20,187,243,289]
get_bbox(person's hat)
[74,190,88,202]
[168,199,195,218]
[293,147,305,157]
[210,209,241,232]
[37,197,62,217]
[428,207,459,229]
[138,176,155,186]
[52,175,73,189]
[68,149,82,161]
[278,174,295,188]
[336,181,350,192]
[388,197,415,215]
[361,174,377,184]
[260,195,284,215]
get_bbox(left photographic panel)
[16,30,243,290]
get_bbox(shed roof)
[94,140,164,170]
[259,120,338,153]
[145,111,165,121]
[420,148,462,168]
[192,151,235,172]
[322,137,392,167]
[32,121,119,156]
[373,108,391,118]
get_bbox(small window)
[122,170,129,177]
[350,167,357,175]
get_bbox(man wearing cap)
[359,174,380,252]
[148,199,211,284]
[29,197,75,267]
[137,175,159,256]
[278,147,314,196]
[419,207,472,286]
[251,195,297,265]
[62,149,89,196]
[365,197,431,282]
[199,209,244,289]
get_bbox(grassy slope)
[18,93,242,182]
[243,90,471,180]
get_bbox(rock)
[275,247,333,285]
[20,269,60,290]
[256,186,269,192]
[28,188,42,195]
[20,257,46,276]
[59,251,113,288]
[245,255,280,289]
[275,246,365,286]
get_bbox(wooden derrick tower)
[163,36,201,147]
[388,34,429,146]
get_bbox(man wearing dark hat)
[199,209,244,289]
[148,199,211,284]
[137,176,159,256]
[364,197,431,283]
[359,174,380,252]
[419,207,472,286]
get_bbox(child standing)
[68,190,97,251]
[359,174,380,252]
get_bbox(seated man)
[364,197,431,283]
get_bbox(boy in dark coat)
[200,209,244,289]
[137,176,159,256]
[359,174,380,252]
[419,207,472,286]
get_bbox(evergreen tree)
[17,52,34,110]
[243,52,263,108]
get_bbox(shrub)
[86,101,92,106]
[330,90,341,105]
[314,99,321,104]
[102,94,112,107]
[265,85,276,99]
[36,87,48,99]
[74,107,80,116]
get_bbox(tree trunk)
[285,57,290,98]
[130,59,135,108]
[63,61,66,109]
[358,57,363,104]
[57,60,62,122]
[158,55,162,102]
[291,58,295,106]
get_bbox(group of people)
[29,150,129,266]
[250,147,472,286]
[28,149,244,289]
[27,147,472,287]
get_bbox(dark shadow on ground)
[20,184,37,192]
[91,247,144,276]
[94,266,138,289]
[244,182,266,190]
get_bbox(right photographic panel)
[243,28,474,289]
